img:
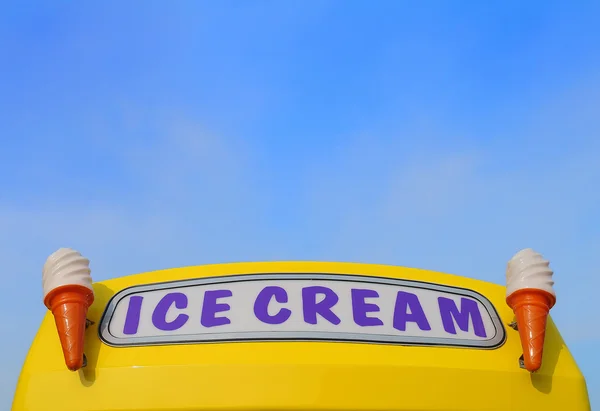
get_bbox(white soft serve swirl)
[506,248,555,298]
[42,248,93,299]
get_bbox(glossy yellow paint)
[13,262,590,411]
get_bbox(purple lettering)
[201,289,232,327]
[393,291,431,331]
[438,297,487,338]
[152,292,189,331]
[254,286,291,325]
[123,295,143,335]
[302,286,341,325]
[351,289,383,327]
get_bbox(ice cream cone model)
[42,248,94,371]
[506,248,556,372]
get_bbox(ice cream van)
[12,248,591,410]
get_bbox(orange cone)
[44,284,94,371]
[506,288,556,372]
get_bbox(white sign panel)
[99,274,506,348]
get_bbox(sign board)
[99,273,506,349]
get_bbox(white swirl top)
[506,248,555,298]
[42,248,93,298]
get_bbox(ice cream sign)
[40,247,557,373]
[98,274,506,348]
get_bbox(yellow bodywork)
[13,262,590,410]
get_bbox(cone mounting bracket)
[518,354,525,369]
[81,319,93,369]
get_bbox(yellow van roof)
[13,262,590,411]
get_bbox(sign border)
[98,273,506,349]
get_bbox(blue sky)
[1,1,599,408]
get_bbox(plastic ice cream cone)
[44,284,94,371]
[42,248,94,372]
[506,288,556,372]
[506,248,556,372]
